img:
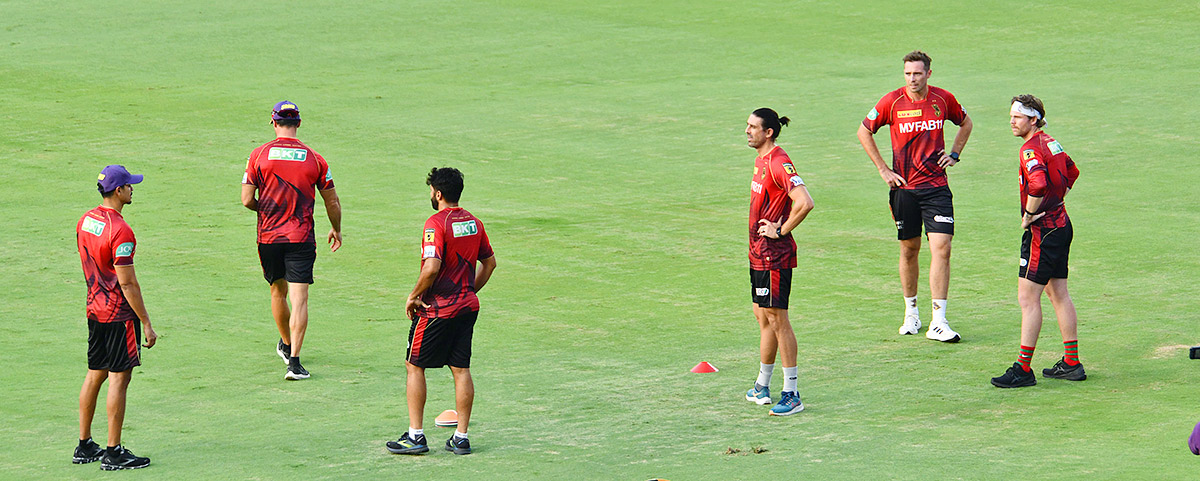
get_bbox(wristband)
[1024,209,1036,216]
[949,151,960,161]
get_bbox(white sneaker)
[926,321,961,342]
[898,314,921,335]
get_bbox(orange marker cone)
[691,361,718,373]
[434,409,458,427]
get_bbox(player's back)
[244,137,332,244]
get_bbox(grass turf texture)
[2,0,1198,479]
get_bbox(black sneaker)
[386,433,429,454]
[991,362,1037,388]
[100,445,150,470]
[72,439,104,464]
[276,339,291,365]
[445,435,471,455]
[285,360,310,380]
[1042,357,1087,381]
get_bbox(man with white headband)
[991,94,1083,388]
[857,50,973,343]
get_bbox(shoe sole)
[387,446,429,455]
[746,394,772,405]
[1042,370,1086,381]
[72,456,102,464]
[927,334,961,343]
[768,404,805,416]
[100,462,150,471]
[284,372,310,380]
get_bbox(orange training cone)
[434,410,458,427]
[691,361,718,373]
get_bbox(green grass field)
[3,1,1199,479]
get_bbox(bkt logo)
[755,288,769,296]
[751,181,764,194]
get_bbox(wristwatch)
[776,227,783,238]
[949,151,960,162]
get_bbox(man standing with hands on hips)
[857,50,973,342]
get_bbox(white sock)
[453,430,468,440]
[905,296,919,317]
[782,366,799,393]
[409,428,423,439]
[932,299,947,324]
[756,363,774,388]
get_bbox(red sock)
[1017,345,1035,372]
[1063,340,1079,366]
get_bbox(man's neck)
[1022,128,1041,142]
[756,142,777,157]
[101,198,125,214]
[439,202,460,211]
[906,86,929,102]
[275,128,299,139]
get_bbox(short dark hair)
[1012,94,1046,128]
[751,108,790,140]
[98,182,118,197]
[427,167,464,203]
[903,50,932,71]
[273,110,300,128]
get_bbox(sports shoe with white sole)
[925,321,961,342]
[769,391,804,416]
[898,314,921,335]
[276,339,291,365]
[285,362,310,380]
[99,445,150,471]
[745,384,772,405]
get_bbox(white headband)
[1011,101,1042,120]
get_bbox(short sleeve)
[477,224,494,260]
[242,153,259,186]
[112,226,136,266]
[862,94,892,133]
[770,158,805,194]
[315,153,335,190]
[1022,148,1048,197]
[944,91,967,125]
[421,218,442,260]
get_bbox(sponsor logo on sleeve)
[1026,159,1039,170]
[782,163,796,175]
[242,172,249,184]
[867,108,879,121]
[422,245,437,258]
[755,287,769,297]
[789,176,804,187]
[267,147,308,161]
[896,109,922,119]
[1047,140,1064,155]
[451,220,478,238]
[1022,149,1036,160]
[82,217,106,236]
[933,215,954,224]
[424,228,435,242]
[115,242,135,257]
[325,169,333,182]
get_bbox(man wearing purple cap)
[242,100,342,380]
[1190,421,1200,455]
[75,165,158,470]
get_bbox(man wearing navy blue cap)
[74,165,158,470]
[242,100,342,380]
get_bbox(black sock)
[290,356,300,367]
[79,438,91,447]
[107,445,119,454]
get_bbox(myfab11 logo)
[451,220,478,238]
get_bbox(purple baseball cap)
[1190,421,1200,455]
[97,165,143,192]
[272,100,300,121]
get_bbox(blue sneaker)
[745,384,772,405]
[769,391,804,416]
[386,432,429,454]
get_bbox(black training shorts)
[407,309,479,369]
[1020,221,1072,285]
[889,186,954,240]
[750,268,792,310]
[88,318,141,372]
[258,242,316,284]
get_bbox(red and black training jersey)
[1019,131,1079,229]
[418,207,494,319]
[77,206,137,324]
[863,86,967,190]
[749,145,804,270]
[243,137,334,244]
